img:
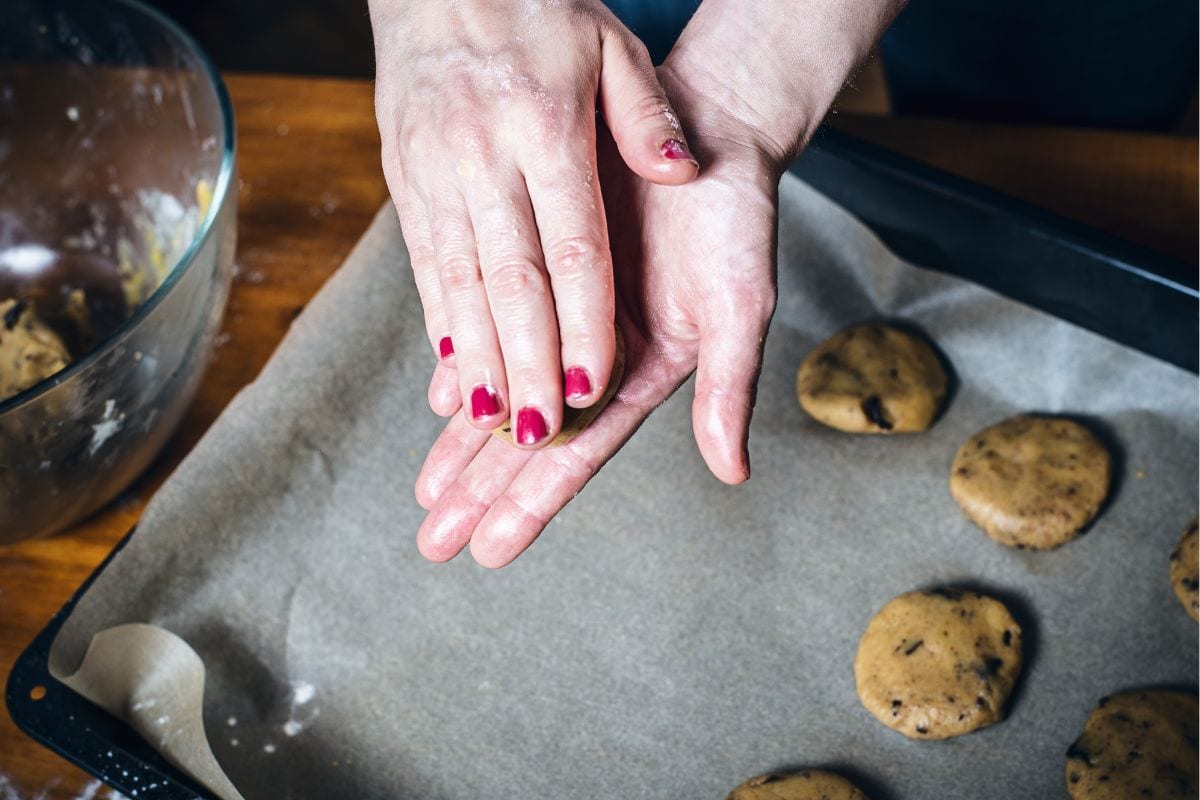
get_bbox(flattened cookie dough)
[1169,518,1199,621]
[796,323,947,434]
[493,328,625,447]
[854,589,1022,740]
[726,770,869,800]
[950,415,1111,550]
[1065,690,1198,799]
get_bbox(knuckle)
[625,87,672,129]
[563,321,615,355]
[442,103,492,157]
[397,120,422,157]
[407,239,437,268]
[486,257,547,300]
[549,443,600,485]
[519,89,576,144]
[607,26,651,66]
[493,496,549,541]
[720,275,776,323]
[439,253,482,292]
[505,363,549,389]
[744,284,778,322]
[545,235,607,279]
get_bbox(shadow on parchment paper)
[916,580,1041,720]
[190,619,281,721]
[1112,680,1200,696]
[227,732,442,800]
[188,618,441,800]
[771,764,899,800]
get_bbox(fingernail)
[564,366,591,400]
[515,406,548,446]
[439,336,454,359]
[470,384,501,419]
[660,138,695,162]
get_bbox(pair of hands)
[371,0,881,567]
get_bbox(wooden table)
[0,74,1194,797]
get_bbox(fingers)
[394,194,456,365]
[465,172,564,448]
[419,337,682,569]
[524,158,616,409]
[466,356,669,568]
[427,363,461,417]
[414,410,492,511]
[691,291,776,485]
[416,424,534,561]
[429,194,510,430]
[598,27,699,185]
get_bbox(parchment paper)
[48,174,1198,800]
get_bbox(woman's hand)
[370,0,698,448]
[413,97,784,567]
[404,0,906,567]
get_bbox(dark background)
[145,0,1198,132]
[149,0,376,79]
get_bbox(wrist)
[663,0,904,165]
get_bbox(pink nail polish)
[515,407,548,445]
[660,138,694,162]
[470,384,501,419]
[439,336,454,359]
[564,367,591,400]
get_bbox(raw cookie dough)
[796,323,947,433]
[854,589,1023,740]
[950,415,1111,550]
[493,327,625,447]
[1169,518,1198,621]
[726,770,869,800]
[1065,690,1198,799]
[0,298,71,401]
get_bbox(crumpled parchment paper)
[48,174,1198,800]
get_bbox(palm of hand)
[602,131,778,428]
[414,127,781,568]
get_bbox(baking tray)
[7,129,1198,798]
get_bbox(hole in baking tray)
[29,685,46,701]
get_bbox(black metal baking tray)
[7,126,1198,800]
[794,127,1198,372]
[6,528,214,798]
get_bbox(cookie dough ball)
[726,770,869,800]
[854,589,1023,740]
[0,299,71,401]
[1169,518,1199,621]
[493,328,625,447]
[1065,690,1198,799]
[950,415,1111,550]
[796,323,947,434]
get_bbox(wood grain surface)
[0,73,1194,797]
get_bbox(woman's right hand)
[369,0,698,448]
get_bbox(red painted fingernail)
[439,336,454,359]
[515,407,548,445]
[564,366,591,400]
[660,138,694,162]
[470,384,501,419]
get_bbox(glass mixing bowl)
[0,0,236,542]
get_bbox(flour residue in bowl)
[0,178,211,403]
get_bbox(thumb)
[598,28,699,185]
[692,297,775,484]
